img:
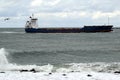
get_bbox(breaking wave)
[0,48,8,65]
[0,48,120,73]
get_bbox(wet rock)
[114,71,120,74]
[71,71,74,72]
[87,74,92,77]
[0,72,5,73]
[30,68,36,73]
[49,73,52,75]
[62,74,67,76]
[20,70,29,72]
[20,68,38,73]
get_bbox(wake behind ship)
[25,15,113,33]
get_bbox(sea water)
[0,28,120,80]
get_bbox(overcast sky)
[0,0,120,28]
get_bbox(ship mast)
[108,16,110,25]
[32,14,34,18]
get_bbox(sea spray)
[0,48,9,71]
[0,48,8,65]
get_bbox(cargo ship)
[25,15,113,33]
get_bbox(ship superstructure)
[25,14,38,29]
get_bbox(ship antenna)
[32,14,34,18]
[108,16,110,25]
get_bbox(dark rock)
[20,70,29,72]
[62,74,66,76]
[71,71,74,72]
[0,72,5,73]
[114,71,120,74]
[87,74,92,77]
[49,73,52,75]
[30,68,36,73]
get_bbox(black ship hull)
[25,25,113,33]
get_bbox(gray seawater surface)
[0,28,120,65]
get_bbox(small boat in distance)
[25,15,113,33]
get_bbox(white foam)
[6,64,53,72]
[0,72,120,80]
[68,63,120,73]
[1,61,120,73]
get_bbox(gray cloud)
[1,0,120,16]
[0,0,120,27]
